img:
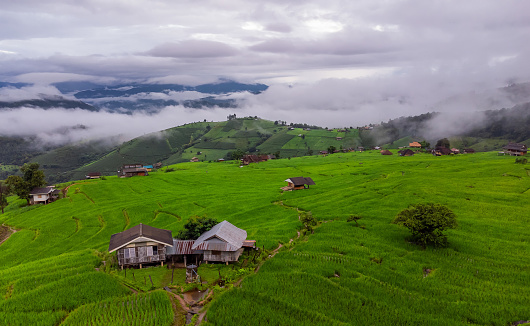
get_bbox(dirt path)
[0,225,16,246]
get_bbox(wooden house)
[108,224,173,269]
[190,157,200,162]
[29,186,60,205]
[283,177,316,191]
[409,142,422,148]
[451,148,460,154]
[398,149,415,156]
[463,148,475,154]
[433,147,452,156]
[357,146,365,152]
[380,149,393,155]
[85,172,102,179]
[117,164,149,177]
[191,220,248,264]
[504,143,527,156]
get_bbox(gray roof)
[504,143,528,151]
[285,177,316,186]
[192,220,247,251]
[108,223,173,253]
[29,186,55,195]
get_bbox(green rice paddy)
[1,151,529,325]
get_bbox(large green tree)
[0,182,10,214]
[392,203,457,248]
[5,163,46,205]
[176,216,218,240]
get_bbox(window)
[152,246,158,255]
[124,248,135,258]
[212,250,221,256]
[146,246,153,256]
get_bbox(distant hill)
[69,81,268,113]
[2,103,530,183]
[0,95,97,111]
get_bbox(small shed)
[191,221,248,264]
[380,149,393,155]
[398,149,415,156]
[463,148,475,154]
[166,239,200,267]
[190,157,199,162]
[504,143,527,156]
[143,165,154,171]
[85,172,102,179]
[283,177,316,190]
[409,142,422,148]
[108,224,173,269]
[29,186,60,205]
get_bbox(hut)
[503,143,527,156]
[108,224,173,269]
[398,149,415,156]
[117,164,149,177]
[409,142,422,148]
[380,150,393,155]
[191,220,247,264]
[463,148,475,154]
[165,239,200,267]
[85,172,102,179]
[29,186,60,205]
[190,157,199,162]
[283,177,316,190]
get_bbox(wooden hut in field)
[380,149,393,155]
[283,177,316,191]
[108,224,173,269]
[117,164,149,177]
[398,149,415,156]
[503,143,527,156]
[191,221,248,264]
[85,172,102,179]
[29,186,60,205]
[463,148,475,154]
[165,239,200,267]
[409,141,422,148]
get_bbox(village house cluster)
[108,221,256,270]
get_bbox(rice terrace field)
[1,151,529,325]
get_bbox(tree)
[0,182,10,214]
[419,140,430,149]
[5,163,46,205]
[300,211,318,234]
[435,138,450,149]
[176,216,218,240]
[392,203,457,248]
[327,145,336,154]
[231,149,246,162]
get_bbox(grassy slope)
[1,151,529,325]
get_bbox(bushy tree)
[5,163,46,205]
[0,182,10,214]
[327,145,336,154]
[435,138,450,148]
[392,203,457,248]
[176,216,218,240]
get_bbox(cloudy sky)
[1,0,530,142]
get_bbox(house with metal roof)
[191,220,248,264]
[108,224,173,269]
[29,186,60,205]
[283,177,316,191]
[117,164,149,177]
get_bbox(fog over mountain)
[1,1,529,145]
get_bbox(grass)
[1,151,529,325]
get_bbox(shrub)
[392,203,457,248]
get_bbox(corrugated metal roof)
[192,220,247,251]
[166,239,195,255]
[108,224,173,253]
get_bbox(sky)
[1,0,530,143]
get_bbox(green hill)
[1,151,529,325]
